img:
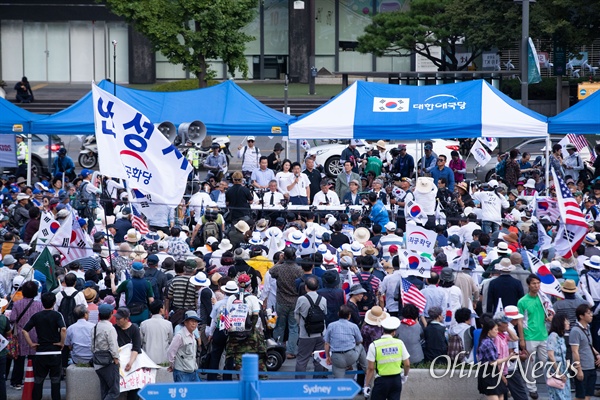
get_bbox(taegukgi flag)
[470,139,492,166]
[91,84,193,206]
[478,137,498,151]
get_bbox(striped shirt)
[167,275,198,311]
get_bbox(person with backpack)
[447,307,475,364]
[227,248,259,295]
[294,276,328,379]
[55,273,87,325]
[111,262,154,326]
[191,208,223,248]
[352,256,381,319]
[75,169,100,220]
[237,136,261,179]
[144,255,169,303]
[224,276,267,373]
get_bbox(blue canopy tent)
[548,90,600,133]
[31,80,294,136]
[289,80,548,140]
[0,97,45,134]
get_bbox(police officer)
[16,134,28,179]
[363,317,410,400]
[185,139,201,175]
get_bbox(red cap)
[389,245,398,253]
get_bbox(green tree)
[103,0,258,87]
[530,0,600,55]
[357,0,521,71]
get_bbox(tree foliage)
[103,0,258,87]
[530,0,600,54]
[357,0,521,71]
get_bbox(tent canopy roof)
[0,98,45,134]
[289,80,548,140]
[31,80,294,136]
[548,90,600,134]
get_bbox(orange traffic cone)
[21,358,33,400]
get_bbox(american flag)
[551,168,588,258]
[400,278,427,314]
[220,308,231,331]
[564,133,595,162]
[131,204,149,235]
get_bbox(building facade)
[0,0,412,84]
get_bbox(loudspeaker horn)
[178,121,206,145]
[154,121,177,143]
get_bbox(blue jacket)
[370,200,390,232]
[430,166,455,192]
[53,156,75,177]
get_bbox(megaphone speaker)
[178,121,206,145]
[154,121,177,143]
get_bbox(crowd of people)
[2,137,600,400]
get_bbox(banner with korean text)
[92,84,192,206]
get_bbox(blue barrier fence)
[140,355,362,400]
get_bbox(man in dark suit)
[336,161,361,201]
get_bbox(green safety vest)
[17,142,28,165]
[186,147,200,168]
[374,336,403,376]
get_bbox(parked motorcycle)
[198,136,233,164]
[79,135,98,169]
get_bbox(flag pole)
[100,176,115,273]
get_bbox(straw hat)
[130,244,148,261]
[364,306,390,326]
[457,182,468,192]
[255,219,270,232]
[124,228,141,244]
[361,246,379,257]
[83,288,97,303]
[234,220,250,233]
[376,140,387,149]
[562,279,577,293]
[353,227,370,244]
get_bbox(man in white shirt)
[472,180,509,234]
[287,162,311,205]
[457,215,481,244]
[313,180,340,206]
[188,187,213,223]
[140,300,174,364]
[251,156,275,189]
[55,273,87,310]
[237,136,261,176]
[260,180,284,207]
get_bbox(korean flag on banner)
[451,243,471,272]
[398,249,432,278]
[92,84,193,206]
[478,137,498,151]
[405,224,436,255]
[372,97,410,112]
[404,199,428,225]
[470,140,492,166]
